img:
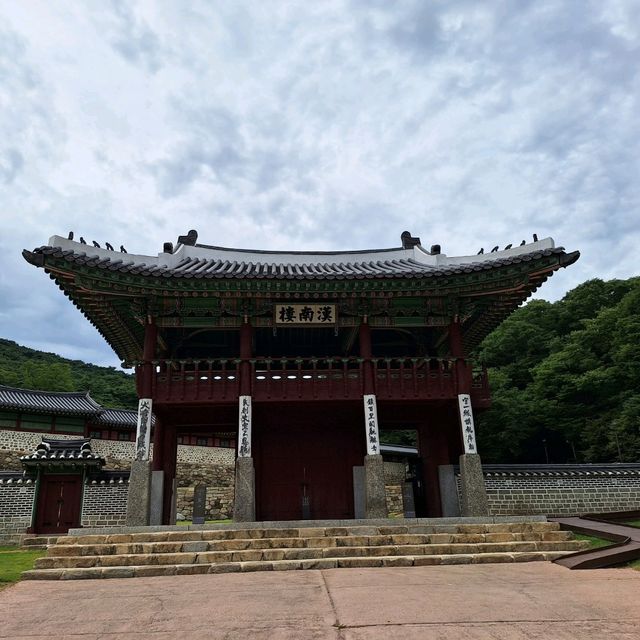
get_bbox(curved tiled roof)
[0,385,101,416]
[20,437,104,466]
[91,407,154,428]
[24,236,578,280]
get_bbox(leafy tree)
[0,339,136,408]
[476,277,640,464]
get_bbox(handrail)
[149,356,490,403]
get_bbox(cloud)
[0,1,637,368]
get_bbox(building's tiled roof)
[0,385,152,429]
[0,385,102,417]
[91,408,138,428]
[0,472,35,484]
[24,237,578,281]
[459,464,640,477]
[86,470,130,484]
[20,437,104,466]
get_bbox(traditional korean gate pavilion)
[23,231,579,524]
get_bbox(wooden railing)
[147,357,490,404]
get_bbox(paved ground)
[1,563,639,639]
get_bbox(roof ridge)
[0,384,95,399]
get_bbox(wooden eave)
[23,248,579,364]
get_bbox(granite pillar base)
[233,457,255,522]
[364,454,388,519]
[459,453,489,516]
[126,460,152,526]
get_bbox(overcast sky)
[0,1,638,369]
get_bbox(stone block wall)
[0,480,35,541]
[384,461,406,517]
[454,465,640,516]
[0,428,236,528]
[176,462,235,520]
[81,482,129,528]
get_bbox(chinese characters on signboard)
[457,393,477,454]
[135,398,152,461]
[364,394,379,455]
[238,395,252,457]
[274,304,336,326]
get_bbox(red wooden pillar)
[234,319,256,521]
[359,320,387,518]
[449,317,471,394]
[162,423,178,525]
[359,320,375,395]
[239,320,253,397]
[418,414,450,517]
[139,317,157,398]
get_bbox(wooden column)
[449,318,488,515]
[161,423,178,525]
[449,318,471,394]
[359,320,375,395]
[234,319,255,521]
[127,317,157,526]
[418,417,450,517]
[239,320,253,397]
[359,320,387,518]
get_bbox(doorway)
[254,404,364,520]
[34,474,82,534]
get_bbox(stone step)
[44,531,579,558]
[53,522,562,547]
[20,536,60,549]
[22,550,577,580]
[34,540,589,570]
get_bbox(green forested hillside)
[0,339,136,408]
[476,277,640,464]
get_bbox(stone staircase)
[22,521,589,580]
[21,535,60,550]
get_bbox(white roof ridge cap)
[48,236,161,266]
[444,237,556,265]
[181,244,415,265]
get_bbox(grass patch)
[0,549,46,587]
[622,519,640,527]
[572,532,613,549]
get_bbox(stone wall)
[0,429,236,472]
[0,479,35,542]
[454,465,640,516]
[81,482,129,528]
[384,461,406,517]
[0,428,236,528]
[176,463,235,520]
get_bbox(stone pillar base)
[233,457,255,522]
[364,454,388,519]
[126,460,152,526]
[459,454,489,516]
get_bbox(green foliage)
[0,549,46,584]
[0,339,136,409]
[476,277,640,464]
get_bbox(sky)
[0,1,638,369]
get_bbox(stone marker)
[193,484,207,525]
[402,481,416,518]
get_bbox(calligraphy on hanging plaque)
[274,303,337,326]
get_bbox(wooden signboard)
[274,303,336,326]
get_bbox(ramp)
[551,514,640,569]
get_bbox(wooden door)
[255,404,364,521]
[35,474,82,534]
